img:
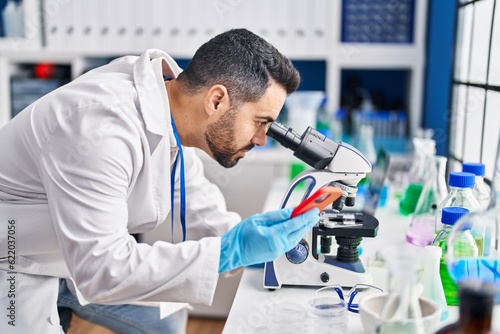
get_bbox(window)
[449,0,500,179]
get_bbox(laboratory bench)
[222,179,500,333]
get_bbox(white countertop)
[222,179,500,333]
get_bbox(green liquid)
[439,258,459,306]
[436,239,459,306]
[436,234,479,306]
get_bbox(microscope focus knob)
[285,239,309,264]
[320,272,330,283]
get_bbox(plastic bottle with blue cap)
[434,172,482,233]
[433,207,476,306]
[462,162,492,210]
[445,145,500,303]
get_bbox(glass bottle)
[420,245,448,321]
[462,162,492,210]
[435,172,482,233]
[378,243,425,334]
[446,144,500,299]
[406,156,449,247]
[434,280,497,334]
[433,207,476,306]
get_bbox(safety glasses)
[315,284,383,313]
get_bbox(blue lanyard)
[170,117,186,242]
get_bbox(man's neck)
[165,80,205,149]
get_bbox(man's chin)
[214,149,249,168]
[226,156,242,168]
[215,155,240,168]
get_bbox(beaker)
[378,243,426,334]
[307,286,348,334]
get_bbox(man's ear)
[205,84,231,117]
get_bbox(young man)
[0,29,319,333]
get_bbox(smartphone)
[291,186,343,218]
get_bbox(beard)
[205,109,254,168]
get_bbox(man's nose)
[252,129,267,147]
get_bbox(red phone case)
[291,186,343,218]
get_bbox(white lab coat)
[0,49,241,329]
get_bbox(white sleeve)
[39,106,219,305]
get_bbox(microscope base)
[263,255,373,289]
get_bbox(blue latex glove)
[218,207,320,273]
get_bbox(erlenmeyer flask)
[406,156,449,247]
[435,156,449,202]
[378,243,426,334]
[400,136,436,215]
[407,135,436,184]
[420,246,448,321]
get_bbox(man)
[0,29,319,333]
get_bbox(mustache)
[240,144,255,151]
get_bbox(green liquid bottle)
[433,207,476,306]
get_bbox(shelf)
[0,37,38,51]
[331,44,425,67]
[0,0,427,140]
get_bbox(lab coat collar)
[133,49,182,137]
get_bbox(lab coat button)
[49,314,59,326]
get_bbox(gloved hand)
[218,207,320,273]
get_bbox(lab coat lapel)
[133,49,181,138]
[132,49,182,226]
[133,50,166,139]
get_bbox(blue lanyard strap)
[170,117,186,242]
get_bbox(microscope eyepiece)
[267,121,339,170]
[266,121,302,151]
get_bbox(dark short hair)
[177,29,300,107]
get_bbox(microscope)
[263,122,379,289]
